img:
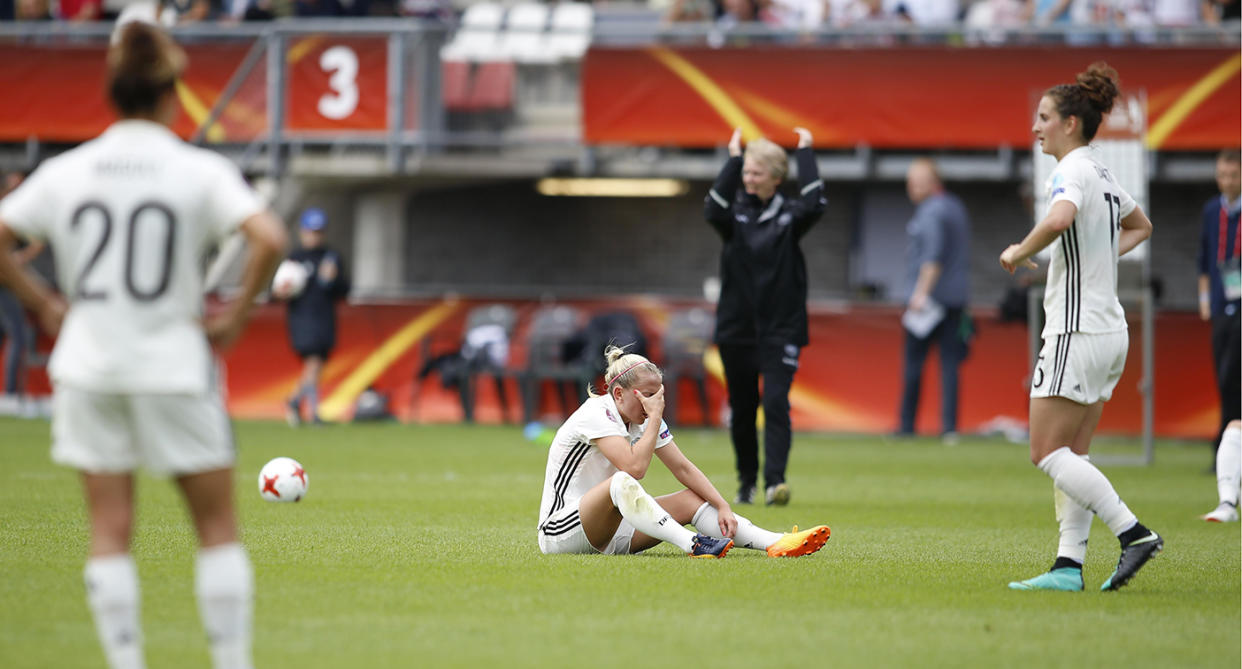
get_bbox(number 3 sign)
[287,38,388,132]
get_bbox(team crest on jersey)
[605,408,619,424]
[778,213,793,227]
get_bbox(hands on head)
[727,126,814,156]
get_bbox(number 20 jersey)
[0,120,265,394]
[1041,146,1137,338]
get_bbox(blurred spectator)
[1028,0,1073,25]
[0,0,13,20]
[223,0,279,21]
[294,0,369,16]
[886,0,960,23]
[1151,0,1207,24]
[964,0,1027,33]
[16,0,53,19]
[665,0,716,22]
[767,0,827,29]
[58,0,102,21]
[398,0,452,21]
[1205,0,1241,22]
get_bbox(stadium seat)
[661,307,714,427]
[441,60,473,111]
[546,3,594,61]
[457,304,519,423]
[467,61,516,111]
[518,304,589,423]
[440,2,506,63]
[497,2,552,64]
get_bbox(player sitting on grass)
[536,345,830,558]
[1202,420,1241,522]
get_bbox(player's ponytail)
[588,344,662,398]
[1046,61,1120,143]
[107,21,186,117]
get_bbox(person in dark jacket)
[704,126,827,506]
[280,208,350,426]
[1198,149,1241,465]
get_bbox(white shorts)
[51,385,235,476]
[1030,331,1128,405]
[537,500,636,555]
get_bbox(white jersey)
[0,120,265,394]
[1040,146,1136,338]
[537,393,673,530]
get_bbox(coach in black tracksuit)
[704,127,827,506]
[284,208,350,425]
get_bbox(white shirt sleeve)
[1115,183,1137,219]
[653,419,673,449]
[0,166,55,241]
[203,158,266,243]
[1049,162,1084,210]
[580,401,629,443]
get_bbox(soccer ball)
[258,457,308,503]
[271,259,308,299]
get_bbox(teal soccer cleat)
[1008,567,1084,592]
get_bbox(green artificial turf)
[1,418,1237,668]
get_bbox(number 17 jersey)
[0,120,266,394]
[1041,146,1136,338]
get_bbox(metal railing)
[0,19,1236,179]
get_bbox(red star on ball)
[291,466,306,485]
[262,474,280,497]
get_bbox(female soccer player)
[0,22,286,669]
[704,126,827,507]
[537,345,831,558]
[1202,419,1241,522]
[999,62,1160,592]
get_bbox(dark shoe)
[285,398,301,427]
[735,485,756,505]
[1100,531,1163,591]
[689,533,733,559]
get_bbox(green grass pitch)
[1,417,1238,668]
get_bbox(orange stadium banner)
[582,46,1241,150]
[0,36,389,142]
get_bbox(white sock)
[692,502,782,550]
[195,543,254,669]
[1053,455,1093,565]
[1218,425,1242,507]
[1038,446,1138,537]
[609,472,696,553]
[84,553,145,669]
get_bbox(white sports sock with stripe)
[85,553,145,669]
[692,502,781,550]
[1054,454,1093,564]
[1038,446,1138,537]
[609,472,695,553]
[1217,424,1242,507]
[195,543,254,669]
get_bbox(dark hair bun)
[1076,61,1120,116]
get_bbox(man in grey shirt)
[898,158,971,440]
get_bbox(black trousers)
[1212,311,1241,451]
[898,307,967,435]
[718,341,799,490]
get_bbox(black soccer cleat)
[1100,531,1163,591]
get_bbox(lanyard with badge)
[1219,202,1242,301]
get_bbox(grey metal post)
[387,32,406,173]
[267,31,286,178]
[414,28,446,151]
[1141,283,1155,463]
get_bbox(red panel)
[285,37,388,133]
[583,46,1241,150]
[152,299,1216,439]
